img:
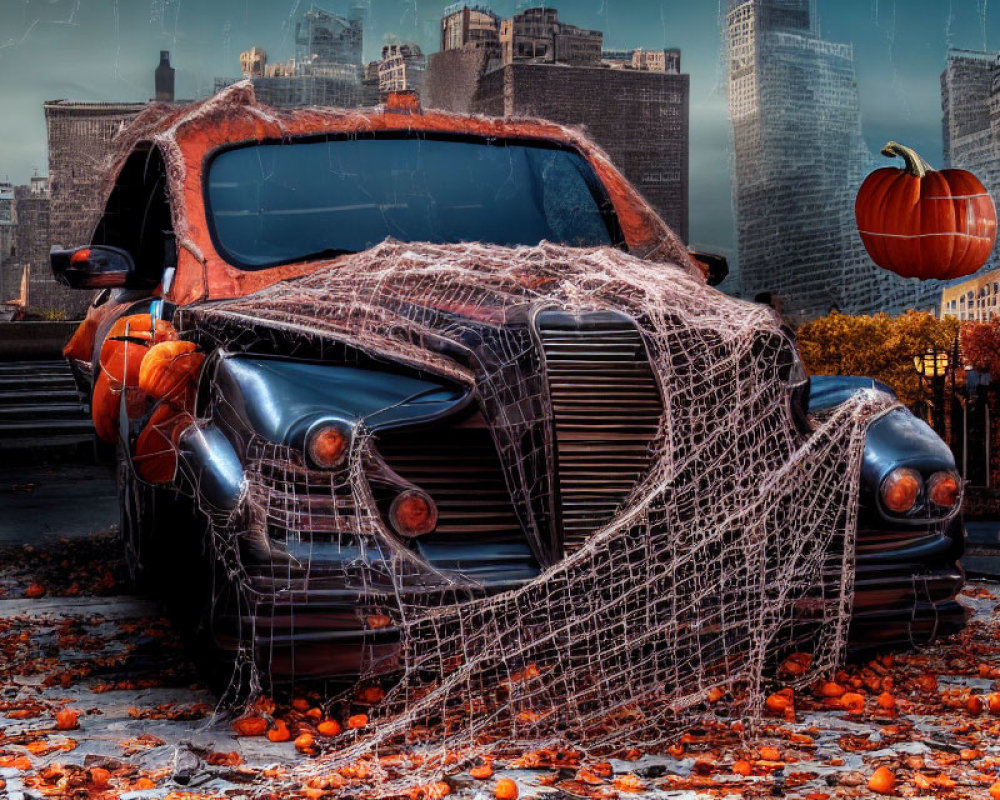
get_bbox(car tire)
[117,447,197,592]
[117,449,251,699]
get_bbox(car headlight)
[389,489,439,537]
[927,471,961,509]
[881,467,922,513]
[304,419,352,469]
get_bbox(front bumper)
[848,514,967,651]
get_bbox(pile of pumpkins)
[92,313,204,484]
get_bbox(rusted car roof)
[103,82,698,306]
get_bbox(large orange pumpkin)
[91,314,179,442]
[138,340,205,403]
[855,141,997,280]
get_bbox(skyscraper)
[940,49,1000,283]
[726,0,939,320]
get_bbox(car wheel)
[116,447,196,591]
[117,448,252,699]
[192,560,256,702]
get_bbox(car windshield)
[205,134,622,268]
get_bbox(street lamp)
[914,347,949,433]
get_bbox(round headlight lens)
[305,421,351,469]
[881,467,922,513]
[389,489,438,537]
[927,471,961,508]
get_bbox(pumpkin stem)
[881,141,933,178]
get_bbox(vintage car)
[53,86,965,689]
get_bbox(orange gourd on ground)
[266,721,290,742]
[856,141,997,280]
[232,716,268,736]
[133,404,194,484]
[868,765,896,795]
[495,778,518,800]
[55,708,79,730]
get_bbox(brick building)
[473,64,689,241]
[499,7,602,66]
[424,46,497,113]
[440,3,500,52]
[10,180,53,312]
[43,101,145,315]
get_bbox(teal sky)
[1,0,999,256]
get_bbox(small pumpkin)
[317,719,342,737]
[133,404,193,484]
[266,721,291,742]
[856,141,997,280]
[232,715,268,736]
[55,708,79,730]
[868,765,896,795]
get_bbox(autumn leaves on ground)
[3,532,1000,799]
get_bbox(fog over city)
[0,0,998,253]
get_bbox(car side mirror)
[51,245,148,290]
[690,251,729,287]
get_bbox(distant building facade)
[602,48,681,73]
[377,44,427,98]
[295,6,363,74]
[154,50,175,102]
[0,180,14,302]
[940,49,1000,282]
[499,7,602,66]
[10,181,52,311]
[240,46,268,78]
[726,0,939,320]
[441,3,500,52]
[217,4,373,108]
[43,101,144,315]
[941,268,1000,321]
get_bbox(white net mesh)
[162,238,895,793]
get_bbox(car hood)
[180,238,894,564]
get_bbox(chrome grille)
[536,310,664,554]
[376,425,522,542]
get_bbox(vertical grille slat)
[537,311,664,555]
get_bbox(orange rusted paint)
[111,85,693,308]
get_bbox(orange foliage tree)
[796,310,960,406]
[960,318,1000,376]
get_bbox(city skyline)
[727,0,942,318]
[1,0,999,259]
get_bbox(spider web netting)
[167,238,893,793]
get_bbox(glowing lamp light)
[881,467,921,513]
[70,248,91,264]
[913,348,949,378]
